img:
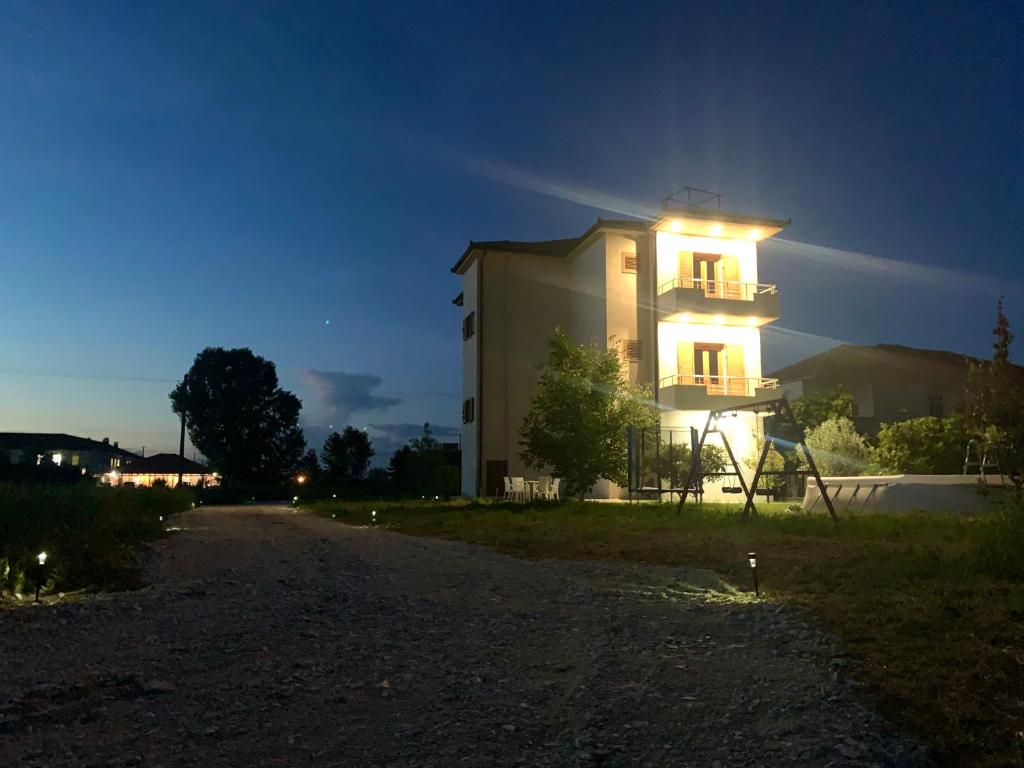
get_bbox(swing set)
[674,396,838,523]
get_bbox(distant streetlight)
[748,552,759,597]
[296,475,307,485]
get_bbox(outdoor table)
[526,480,539,501]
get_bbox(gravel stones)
[0,505,930,767]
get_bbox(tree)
[519,329,660,498]
[387,423,458,496]
[294,449,321,481]
[790,386,858,430]
[642,442,727,489]
[872,416,970,475]
[169,347,306,483]
[961,297,1024,494]
[745,437,788,492]
[801,417,874,477]
[322,427,375,482]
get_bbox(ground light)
[371,509,377,526]
[34,552,48,603]
[748,552,759,597]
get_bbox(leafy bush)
[0,484,192,595]
[872,415,970,475]
[790,386,857,429]
[641,442,727,488]
[802,417,874,476]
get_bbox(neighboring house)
[770,343,1024,434]
[452,206,789,498]
[0,433,138,475]
[108,453,219,488]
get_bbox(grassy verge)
[0,483,194,596]
[307,497,1024,768]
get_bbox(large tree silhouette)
[170,347,306,482]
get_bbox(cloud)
[303,370,401,423]
[369,423,460,442]
[366,422,461,465]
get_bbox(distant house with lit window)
[452,202,789,499]
[108,453,219,488]
[0,433,138,475]
[769,343,1024,434]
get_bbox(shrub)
[802,417,874,477]
[0,484,192,595]
[872,416,970,475]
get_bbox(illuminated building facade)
[452,206,788,499]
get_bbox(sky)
[1,1,1021,459]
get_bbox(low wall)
[803,474,1004,515]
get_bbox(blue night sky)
[1,1,1021,458]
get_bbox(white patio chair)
[503,476,514,501]
[511,476,526,502]
[546,477,561,501]
[536,476,551,500]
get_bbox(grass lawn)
[307,497,1024,768]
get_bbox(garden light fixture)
[371,509,378,526]
[34,552,48,603]
[748,552,759,597]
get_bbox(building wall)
[794,359,968,433]
[476,249,572,495]
[460,260,479,496]
[568,237,608,348]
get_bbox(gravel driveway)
[0,504,927,767]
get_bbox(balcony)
[657,278,779,326]
[658,374,780,410]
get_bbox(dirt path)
[0,505,926,767]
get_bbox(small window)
[462,311,476,340]
[71,455,80,466]
[621,252,638,273]
[462,397,475,423]
[622,339,641,363]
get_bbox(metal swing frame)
[673,396,838,523]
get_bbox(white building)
[451,205,788,499]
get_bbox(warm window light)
[710,224,723,236]
[52,453,63,466]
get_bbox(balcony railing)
[659,374,780,397]
[657,277,778,301]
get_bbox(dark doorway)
[485,459,508,497]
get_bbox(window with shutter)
[621,252,638,273]
[622,339,641,363]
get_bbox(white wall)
[655,231,759,286]
[657,322,764,380]
[460,260,479,496]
